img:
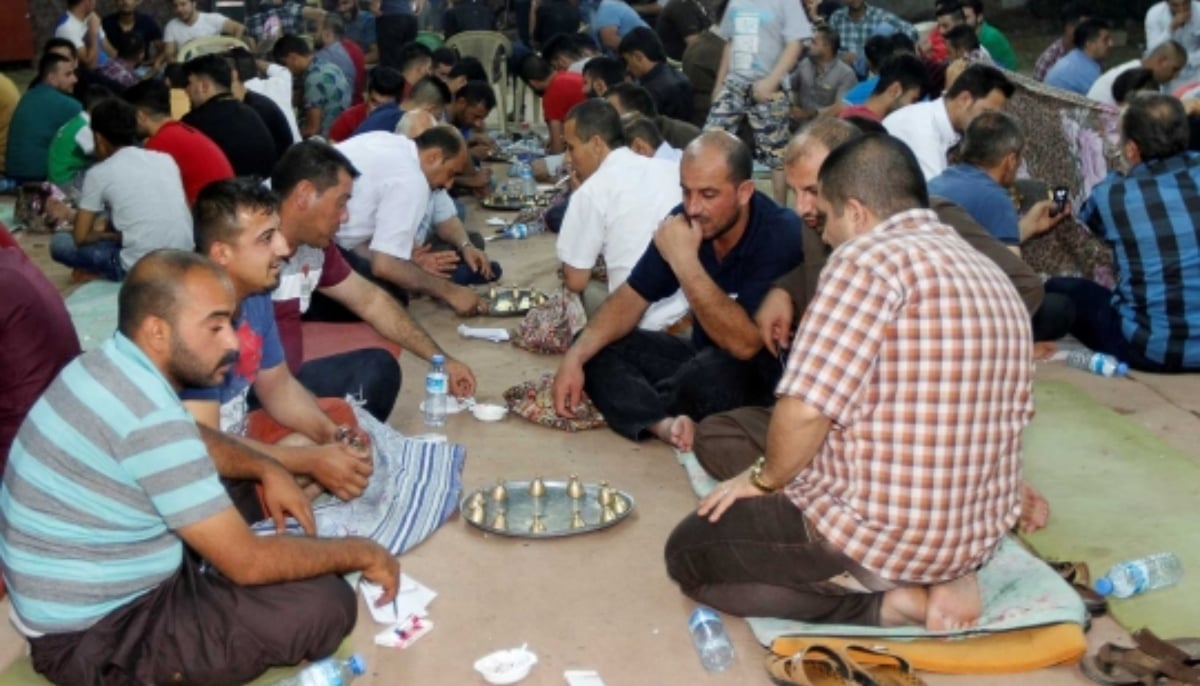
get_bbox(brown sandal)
[766,644,875,686]
[1081,635,1200,685]
[842,645,927,686]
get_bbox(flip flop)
[842,645,928,686]
[1082,640,1200,685]
[766,644,876,686]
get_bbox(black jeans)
[665,494,890,625]
[298,348,402,422]
[1044,276,1178,372]
[29,554,356,686]
[1030,292,1075,342]
[581,330,781,441]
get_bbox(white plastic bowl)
[472,403,507,422]
[474,646,537,684]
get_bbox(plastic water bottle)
[271,654,365,686]
[1094,553,1183,598]
[423,354,448,427]
[1065,350,1129,377]
[518,155,537,199]
[689,606,735,672]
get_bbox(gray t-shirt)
[78,147,194,269]
[717,0,813,81]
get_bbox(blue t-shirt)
[179,293,285,435]
[625,190,803,349]
[927,164,1020,245]
[590,0,648,42]
[842,76,878,106]
[1044,48,1101,95]
[353,102,404,137]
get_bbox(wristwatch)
[749,455,778,493]
[458,239,473,252]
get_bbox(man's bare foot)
[925,572,982,632]
[879,585,927,627]
[649,416,695,451]
[1019,480,1050,533]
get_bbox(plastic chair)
[444,30,512,132]
[176,35,250,62]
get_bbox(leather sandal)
[766,644,877,686]
[842,645,928,686]
[1081,639,1200,685]
[1047,560,1108,616]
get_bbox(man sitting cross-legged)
[270,140,477,421]
[552,131,802,450]
[0,249,398,685]
[665,134,1035,631]
[183,180,379,507]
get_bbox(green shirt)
[47,112,90,185]
[979,22,1017,71]
[5,83,82,181]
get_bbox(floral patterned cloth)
[503,373,606,432]
[510,290,587,355]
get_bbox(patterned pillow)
[503,373,606,432]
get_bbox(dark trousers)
[298,348,402,422]
[305,245,408,323]
[581,331,780,441]
[377,14,419,70]
[665,494,890,625]
[693,405,772,479]
[1044,276,1175,372]
[28,554,356,686]
[1031,292,1075,342]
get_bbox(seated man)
[1044,18,1113,95]
[226,50,299,160]
[1086,39,1186,105]
[271,140,476,419]
[1045,93,1200,373]
[51,98,193,281]
[5,54,81,182]
[331,127,485,316]
[1036,1,1091,81]
[520,54,587,154]
[186,180,380,504]
[1145,0,1200,88]
[316,14,364,106]
[591,0,651,52]
[0,249,398,685]
[335,0,379,64]
[181,54,279,177]
[242,1,325,45]
[552,131,802,449]
[558,100,689,329]
[329,66,407,142]
[666,134,1034,631]
[273,34,352,139]
[583,57,628,100]
[619,27,694,123]
[624,114,682,161]
[838,53,928,124]
[102,0,165,71]
[124,78,233,206]
[606,82,701,150]
[46,84,110,193]
[395,43,435,99]
[445,81,499,193]
[827,0,918,76]
[962,0,1016,70]
[789,26,858,124]
[163,0,247,62]
[884,62,1012,180]
[353,74,450,136]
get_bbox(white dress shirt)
[1087,59,1141,104]
[1146,0,1200,88]
[883,97,958,181]
[334,132,431,259]
[246,64,301,143]
[557,147,690,331]
[654,142,683,161]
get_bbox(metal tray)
[481,195,527,211]
[480,286,547,316]
[461,478,635,538]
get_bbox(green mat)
[1023,380,1200,637]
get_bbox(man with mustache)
[552,130,802,450]
[182,179,376,507]
[0,249,398,684]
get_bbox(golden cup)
[491,510,507,530]
[491,479,508,502]
[529,477,546,498]
[612,495,629,515]
[566,474,585,499]
[530,515,547,534]
[466,504,486,525]
[601,506,617,523]
[598,482,614,507]
[570,510,586,529]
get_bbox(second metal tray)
[461,479,635,538]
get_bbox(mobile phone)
[1052,186,1069,215]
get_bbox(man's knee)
[663,513,706,589]
[348,348,402,420]
[286,575,358,654]
[694,410,766,479]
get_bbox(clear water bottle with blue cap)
[424,354,448,427]
[1065,350,1128,377]
[688,606,734,672]
[1094,553,1182,599]
[271,653,365,686]
[517,154,537,199]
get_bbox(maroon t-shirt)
[0,246,81,471]
[145,120,235,206]
[271,242,353,372]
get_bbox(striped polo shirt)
[0,334,230,635]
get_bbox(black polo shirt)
[182,93,279,179]
[626,190,803,349]
[244,90,295,160]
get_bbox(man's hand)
[697,470,767,523]
[412,244,460,278]
[361,544,402,605]
[461,245,495,279]
[552,359,585,417]
[840,52,858,66]
[653,213,703,271]
[751,78,780,104]
[1172,7,1191,29]
[444,357,477,397]
[445,285,486,317]
[1020,198,1069,241]
[260,464,317,535]
[756,287,796,357]
[309,443,373,501]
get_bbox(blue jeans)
[50,232,125,281]
[1043,276,1170,372]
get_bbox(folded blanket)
[252,406,465,555]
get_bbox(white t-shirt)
[164,12,228,47]
[334,132,431,258]
[557,147,690,331]
[78,147,193,269]
[247,63,301,143]
[55,12,109,65]
[883,97,958,181]
[654,142,683,162]
[1087,59,1142,105]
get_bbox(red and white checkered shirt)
[779,208,1034,584]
